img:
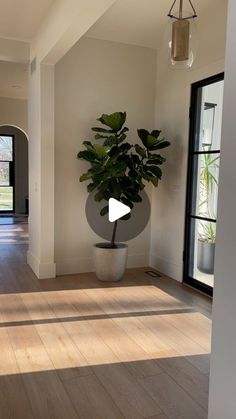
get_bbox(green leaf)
[109,161,127,177]
[77,150,95,162]
[80,172,92,182]
[117,133,127,144]
[100,206,109,216]
[119,179,133,189]
[120,197,134,209]
[109,146,120,159]
[93,144,110,160]
[147,153,166,163]
[87,181,100,192]
[119,127,129,136]
[131,154,141,167]
[98,180,109,192]
[151,130,162,139]
[149,140,171,151]
[104,137,116,147]
[135,144,146,158]
[147,158,165,165]
[98,112,126,132]
[151,177,159,187]
[121,213,131,221]
[132,194,142,203]
[94,191,104,202]
[120,143,132,153]
[146,165,162,178]
[95,134,109,139]
[146,135,159,148]
[92,127,114,134]
[140,181,145,190]
[137,129,149,147]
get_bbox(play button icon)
[108,198,131,222]
[85,190,151,242]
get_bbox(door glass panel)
[194,80,224,151]
[0,162,10,186]
[0,136,13,161]
[190,152,220,218]
[185,76,224,293]
[0,187,13,211]
[0,135,14,212]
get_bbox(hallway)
[0,223,28,244]
[0,243,212,419]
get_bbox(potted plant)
[197,221,216,274]
[197,147,219,274]
[77,112,170,281]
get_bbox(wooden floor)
[0,240,212,419]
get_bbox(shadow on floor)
[0,355,210,419]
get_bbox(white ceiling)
[0,0,54,41]
[86,0,227,49]
[0,61,28,99]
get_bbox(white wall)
[55,37,157,274]
[0,97,27,134]
[208,1,236,417]
[150,0,227,282]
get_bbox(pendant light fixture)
[167,0,198,69]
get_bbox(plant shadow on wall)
[197,145,220,275]
[77,112,170,282]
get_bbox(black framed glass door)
[184,73,224,296]
[0,135,14,212]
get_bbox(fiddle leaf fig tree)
[77,112,170,247]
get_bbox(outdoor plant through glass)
[198,145,219,244]
[77,112,170,247]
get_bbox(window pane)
[0,162,10,186]
[195,80,224,151]
[190,152,220,219]
[0,187,13,211]
[0,136,13,161]
[188,219,215,287]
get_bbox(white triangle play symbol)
[108,198,131,223]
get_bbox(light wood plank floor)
[0,241,212,419]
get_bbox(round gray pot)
[93,243,128,282]
[197,240,215,274]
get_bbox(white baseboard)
[149,253,183,283]
[27,250,56,279]
[56,253,149,276]
[56,257,93,276]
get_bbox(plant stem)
[111,220,118,247]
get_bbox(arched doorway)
[0,125,28,226]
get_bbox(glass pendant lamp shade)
[166,0,198,69]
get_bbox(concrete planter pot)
[197,240,215,274]
[93,243,128,282]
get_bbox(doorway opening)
[0,134,14,213]
[184,73,224,296]
[0,126,28,243]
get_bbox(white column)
[208,1,236,417]
[26,0,117,279]
[27,62,55,279]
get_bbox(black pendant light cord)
[168,0,197,19]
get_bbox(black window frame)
[183,72,224,297]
